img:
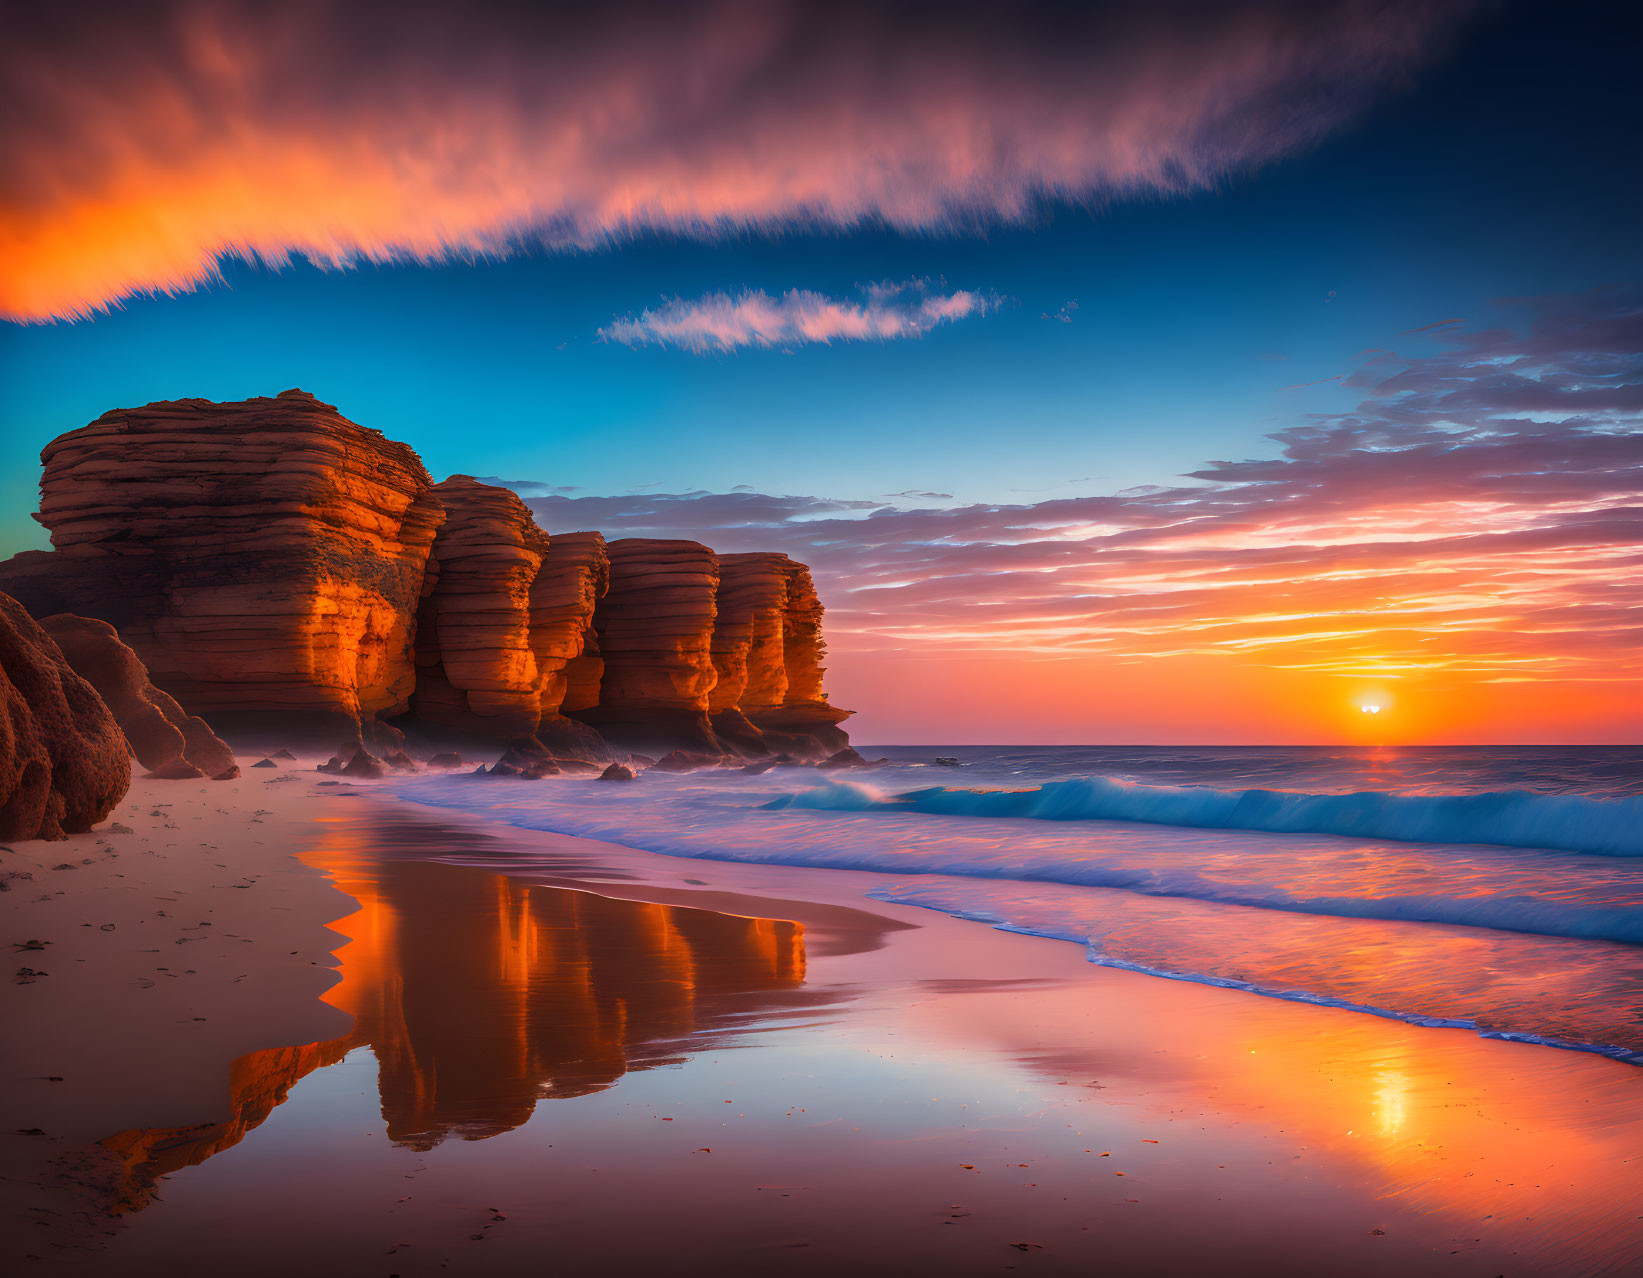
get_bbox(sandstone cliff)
[569,539,723,755]
[40,614,238,779]
[408,478,611,759]
[745,560,852,755]
[0,592,130,840]
[709,553,793,754]
[527,530,611,759]
[0,392,850,764]
[411,476,551,739]
[0,391,444,746]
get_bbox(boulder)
[597,763,636,781]
[340,749,386,779]
[39,614,237,779]
[819,747,879,770]
[650,750,720,773]
[0,592,130,840]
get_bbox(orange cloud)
[0,0,1478,321]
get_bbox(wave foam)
[769,775,1643,856]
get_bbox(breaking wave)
[767,775,1643,857]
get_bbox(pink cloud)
[0,0,1479,321]
[598,283,995,352]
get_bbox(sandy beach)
[4,766,1640,1277]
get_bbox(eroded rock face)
[0,391,444,745]
[570,539,722,754]
[745,561,852,756]
[708,553,794,754]
[411,477,550,739]
[0,593,130,840]
[39,614,237,779]
[408,482,610,758]
[528,530,610,760]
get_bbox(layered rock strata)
[0,392,849,764]
[568,539,722,755]
[0,391,445,746]
[527,531,611,759]
[40,615,238,779]
[0,592,130,840]
[405,479,610,759]
[410,477,551,738]
[709,553,796,754]
[744,561,852,756]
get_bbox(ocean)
[399,745,1643,1065]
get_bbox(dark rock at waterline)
[251,758,278,768]
[651,750,720,773]
[341,750,386,779]
[820,747,883,770]
[598,763,636,781]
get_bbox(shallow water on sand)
[55,804,1643,1277]
[398,744,1643,1064]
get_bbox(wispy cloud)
[1,0,1481,322]
[599,282,995,353]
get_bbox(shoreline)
[5,770,1642,1274]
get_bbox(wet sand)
[3,771,1641,1275]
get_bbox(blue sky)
[3,1,1637,557]
[1,0,1638,742]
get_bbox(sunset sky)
[1,0,1638,743]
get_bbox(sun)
[1359,703,1382,715]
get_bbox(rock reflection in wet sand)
[100,835,823,1206]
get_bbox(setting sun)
[1360,704,1382,715]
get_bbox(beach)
[5,765,1641,1277]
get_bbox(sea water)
[399,745,1643,1064]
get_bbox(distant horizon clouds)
[526,287,1643,738]
[599,282,996,352]
[0,0,1480,322]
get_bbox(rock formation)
[410,476,550,739]
[0,392,850,764]
[709,554,850,757]
[708,553,787,754]
[0,391,445,746]
[39,614,237,779]
[405,479,610,759]
[0,592,130,840]
[569,540,722,755]
[744,560,852,755]
[527,530,610,758]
